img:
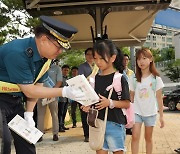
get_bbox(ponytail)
[114,47,124,73]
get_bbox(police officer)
[0,16,84,154]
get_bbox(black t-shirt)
[94,72,130,125]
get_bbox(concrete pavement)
[12,110,180,154]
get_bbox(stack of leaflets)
[8,115,43,144]
[66,74,99,106]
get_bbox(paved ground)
[11,109,180,154]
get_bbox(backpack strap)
[133,77,137,91]
[111,71,122,92]
[151,76,157,93]
[106,72,123,101]
[109,72,127,115]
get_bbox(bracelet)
[109,99,115,109]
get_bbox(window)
[167,30,172,35]
[147,35,150,40]
[153,36,156,41]
[153,43,156,47]
[168,44,173,48]
[167,38,172,42]
[162,43,165,47]
[144,42,150,47]
[162,37,165,42]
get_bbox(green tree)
[0,0,39,45]
[162,59,180,82]
[58,49,85,68]
[150,48,162,62]
[142,47,162,62]
[142,47,175,62]
[121,47,130,55]
[160,47,175,61]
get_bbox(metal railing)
[155,59,175,68]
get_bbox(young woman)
[129,48,165,154]
[82,39,130,154]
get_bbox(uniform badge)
[25,48,33,58]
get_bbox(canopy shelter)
[23,0,172,48]
[155,7,180,29]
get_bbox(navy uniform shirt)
[0,37,48,96]
[78,61,92,78]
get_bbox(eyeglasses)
[46,36,63,51]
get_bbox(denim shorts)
[135,113,157,126]
[103,121,126,152]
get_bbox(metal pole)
[130,46,135,72]
[95,7,102,37]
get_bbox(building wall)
[143,22,180,60]
[144,0,180,50]
[174,32,180,59]
[143,24,177,50]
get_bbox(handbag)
[176,103,180,110]
[87,108,98,127]
[88,88,113,151]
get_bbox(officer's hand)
[62,86,86,102]
[24,112,35,127]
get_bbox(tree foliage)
[120,47,130,55]
[162,59,180,82]
[58,49,85,68]
[160,47,175,61]
[150,48,161,62]
[142,47,175,62]
[0,0,40,45]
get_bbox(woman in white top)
[129,48,165,154]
